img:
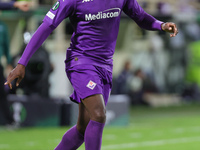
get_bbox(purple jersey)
[19,0,163,71]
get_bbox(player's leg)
[82,94,106,150]
[76,101,90,135]
[54,103,88,150]
[57,65,108,150]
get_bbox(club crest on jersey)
[82,0,93,3]
[52,1,60,11]
[86,80,97,90]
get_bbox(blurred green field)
[0,103,200,150]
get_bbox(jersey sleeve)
[123,0,163,31]
[123,0,145,22]
[18,0,76,66]
[18,22,55,66]
[43,0,75,28]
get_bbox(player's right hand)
[161,22,178,37]
[4,64,25,89]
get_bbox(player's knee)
[92,109,106,123]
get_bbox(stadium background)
[0,0,200,149]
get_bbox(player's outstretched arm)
[123,0,178,35]
[161,22,178,37]
[4,21,55,89]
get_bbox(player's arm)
[135,13,178,37]
[4,22,55,89]
[123,0,178,37]
[4,0,75,89]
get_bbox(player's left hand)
[4,64,25,89]
[161,22,178,37]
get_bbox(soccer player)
[4,0,178,149]
[0,1,29,11]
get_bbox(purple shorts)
[66,65,112,106]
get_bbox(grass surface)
[0,103,200,150]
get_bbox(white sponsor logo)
[46,11,55,20]
[85,8,121,21]
[86,80,97,90]
[82,0,93,3]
